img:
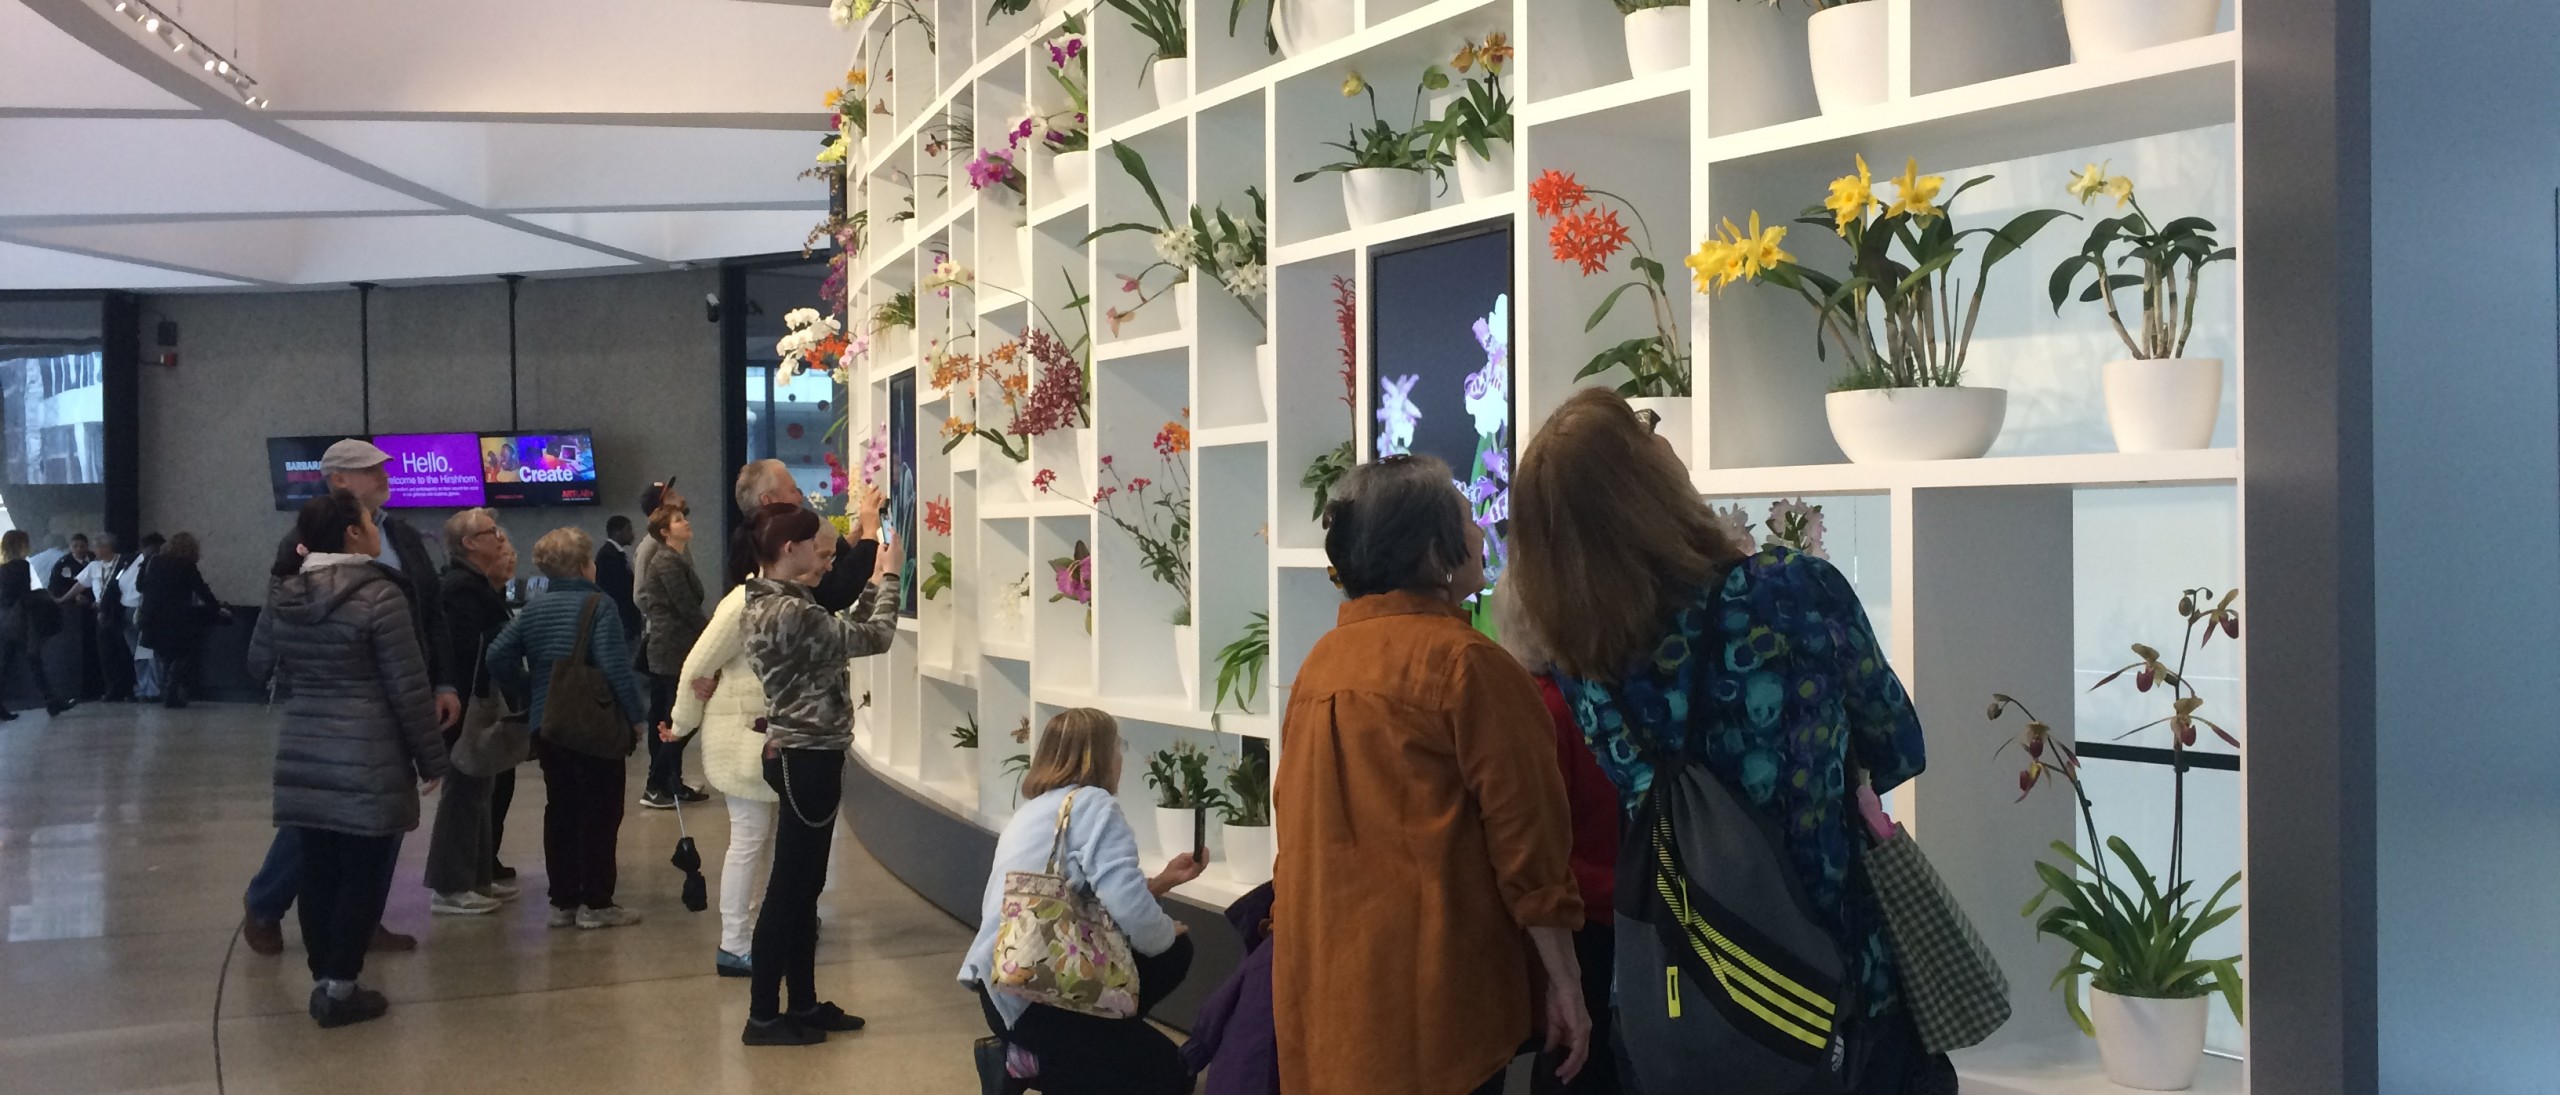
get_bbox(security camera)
[704,292,721,324]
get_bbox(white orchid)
[774,309,844,380]
[1153,227,1198,268]
[1221,262,1268,298]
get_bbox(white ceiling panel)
[515,209,822,262]
[287,120,829,211]
[0,239,246,289]
[0,118,436,216]
[14,215,634,284]
[0,1,194,111]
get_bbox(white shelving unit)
[826,0,2254,1087]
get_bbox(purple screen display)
[375,433,488,508]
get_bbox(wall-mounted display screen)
[1370,222,1513,630]
[376,433,488,509]
[267,435,338,512]
[886,370,918,617]
[3,353,104,485]
[482,431,600,508]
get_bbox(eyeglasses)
[1633,408,1662,434]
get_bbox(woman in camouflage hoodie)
[736,502,902,1047]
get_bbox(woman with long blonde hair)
[1505,388,1944,1092]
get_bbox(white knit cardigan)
[670,586,778,803]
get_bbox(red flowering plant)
[1037,415,1193,625]
[1300,275,1360,520]
[1004,325,1092,439]
[935,337,1035,462]
[1530,168,1689,397]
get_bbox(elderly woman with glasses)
[1273,454,1591,1095]
[422,508,521,916]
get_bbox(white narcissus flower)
[1154,227,1198,268]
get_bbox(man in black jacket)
[240,438,457,956]
[728,459,878,612]
[595,515,642,646]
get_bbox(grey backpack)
[1614,755,1866,1094]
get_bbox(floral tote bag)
[989,790,1141,1019]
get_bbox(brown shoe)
[242,911,285,957]
[368,924,418,953]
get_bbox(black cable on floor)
[211,920,241,1095]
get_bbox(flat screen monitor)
[267,435,338,511]
[482,430,600,508]
[3,352,105,485]
[1368,220,1513,629]
[374,432,488,509]
[886,370,918,617]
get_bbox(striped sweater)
[741,574,899,752]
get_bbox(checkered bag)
[1864,823,2010,1053]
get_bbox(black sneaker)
[742,1016,826,1046]
[787,1002,866,1032]
[676,784,712,804]
[639,789,676,810]
[491,862,517,882]
[309,986,390,1028]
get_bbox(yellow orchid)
[849,67,869,87]
[1886,157,1945,221]
[815,139,847,165]
[2102,174,2135,208]
[823,88,844,109]
[1824,154,1878,236]
[1340,71,1367,97]
[1737,212,1793,278]
[1452,42,1479,73]
[2066,161,2109,203]
[1684,237,1736,294]
[1479,31,1512,72]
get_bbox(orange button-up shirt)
[1274,591,1583,1095]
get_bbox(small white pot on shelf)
[1274,0,1354,58]
[1153,806,1199,859]
[1807,2,1889,114]
[2062,0,2221,61]
[1453,142,1513,204]
[1622,6,1691,78]
[1049,148,1093,207]
[1151,57,1190,113]
[1341,168,1428,229]
[1626,395,1695,470]
[1219,821,1272,884]
[2102,357,2223,452]
[2089,989,2210,1091]
[1824,386,2007,463]
[1171,622,1199,706]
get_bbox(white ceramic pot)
[1172,622,1198,705]
[2062,0,2220,61]
[2090,989,2210,1090]
[1274,0,1354,58]
[1151,57,1190,112]
[1050,149,1093,207]
[1255,343,1277,423]
[1823,386,2007,463]
[1154,806,1200,860]
[1627,395,1695,470]
[2102,357,2223,452]
[1341,168,1427,229]
[1454,142,1513,203]
[1622,7,1692,78]
[1808,2,1889,114]
[1220,821,1273,884]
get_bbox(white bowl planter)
[1049,148,1093,207]
[1341,168,1428,229]
[1454,143,1513,204]
[1824,387,2007,463]
[1154,805,1200,860]
[1220,821,1273,884]
[1627,395,1695,470]
[2062,0,2221,61]
[1622,6,1691,77]
[2102,357,2223,452]
[1274,0,1354,58]
[1808,2,1889,114]
[2089,989,2210,1091]
[1172,622,1198,705]
[1150,57,1190,112]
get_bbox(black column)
[101,293,141,548]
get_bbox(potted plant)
[1105,0,1189,111]
[1218,742,1274,883]
[1528,169,1695,464]
[1046,537,1092,633]
[1607,0,1690,77]
[1990,587,2244,1091]
[1028,25,1095,207]
[1144,740,1228,861]
[1010,325,1095,497]
[1212,611,1270,714]
[1695,155,2070,463]
[1429,33,1515,203]
[921,551,954,600]
[2049,163,2234,452]
[1294,68,1453,230]
[2061,0,2220,61]
[1090,145,1269,334]
[1789,0,1887,114]
[1301,276,1360,519]
[1039,418,1195,700]
[1228,0,1352,58]
[951,712,980,751]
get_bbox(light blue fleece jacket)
[958,786,1181,1029]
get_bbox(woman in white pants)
[665,524,839,976]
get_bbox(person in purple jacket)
[1180,881,1281,1095]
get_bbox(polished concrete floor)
[0,702,992,1094]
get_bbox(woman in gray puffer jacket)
[246,489,447,1030]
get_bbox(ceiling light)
[113,1,128,12]
[216,61,230,75]
[143,15,158,30]
[171,36,187,52]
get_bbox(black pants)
[1,633,61,712]
[978,932,1194,1095]
[537,741,625,909]
[751,747,843,1020]
[644,673,685,796]
[160,651,196,706]
[296,828,399,983]
[94,607,132,700]
[491,767,516,865]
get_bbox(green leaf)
[2050,253,2099,312]
[1584,280,1647,332]
[1085,220,1166,244]
[1108,141,1173,226]
[1982,208,2077,271]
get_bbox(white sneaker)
[430,890,501,917]
[547,907,576,929]
[575,905,643,930]
[477,880,520,902]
